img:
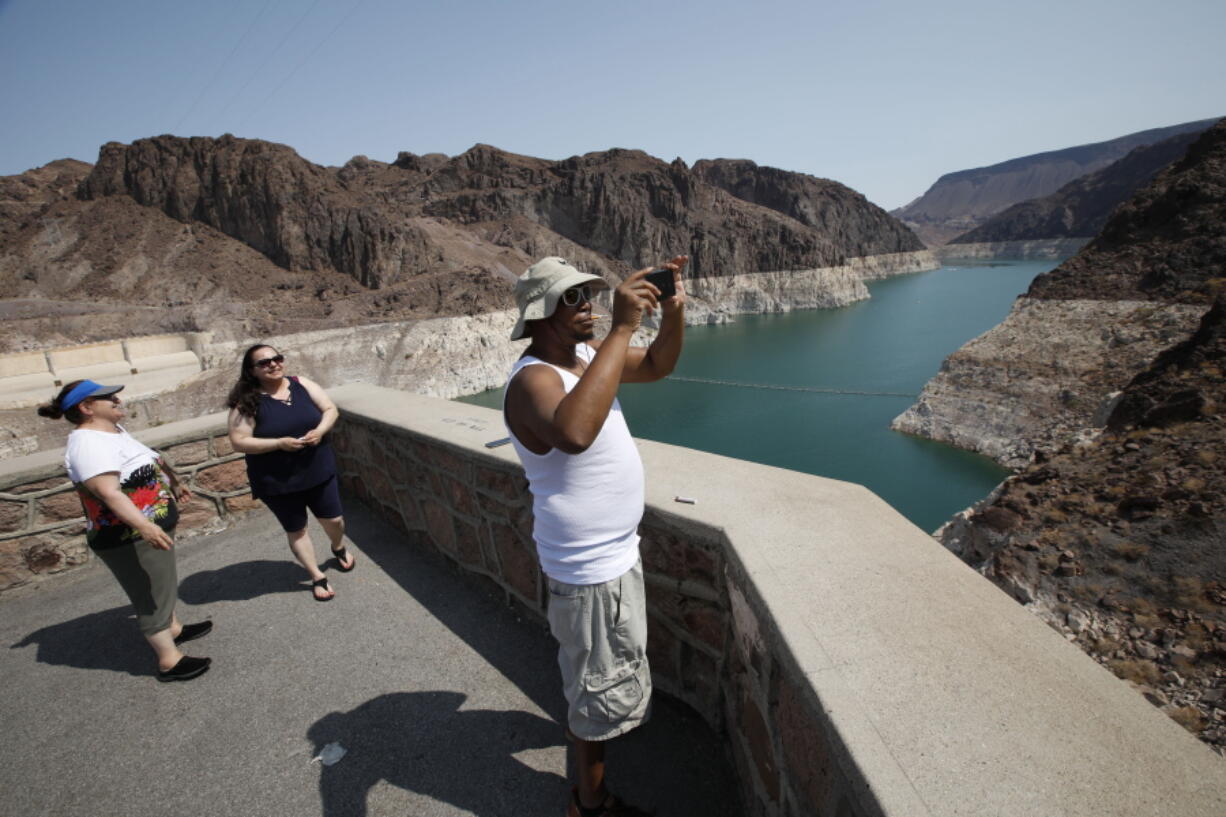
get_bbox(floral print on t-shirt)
[76,461,179,550]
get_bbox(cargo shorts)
[546,559,652,741]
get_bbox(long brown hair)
[36,380,88,425]
[227,344,276,420]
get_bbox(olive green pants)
[93,538,179,636]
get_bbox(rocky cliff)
[893,118,1217,247]
[692,158,923,258]
[1,135,930,353]
[949,128,1207,245]
[901,119,1226,752]
[938,294,1226,752]
[934,238,1090,261]
[894,118,1226,467]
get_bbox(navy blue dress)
[245,377,336,499]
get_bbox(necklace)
[263,384,292,406]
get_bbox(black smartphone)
[644,268,676,300]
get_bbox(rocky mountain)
[948,128,1207,245]
[893,118,1218,247]
[0,135,928,353]
[939,294,1226,752]
[692,158,920,262]
[894,117,1226,467]
[901,118,1226,751]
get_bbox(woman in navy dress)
[226,344,355,601]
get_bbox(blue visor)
[61,380,124,411]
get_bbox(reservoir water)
[457,260,1058,533]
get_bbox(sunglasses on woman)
[560,285,593,307]
[253,354,285,369]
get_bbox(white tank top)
[504,343,644,585]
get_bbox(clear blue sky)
[1,0,1222,210]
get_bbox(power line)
[238,0,367,131]
[213,0,323,126]
[665,375,915,398]
[172,0,274,135]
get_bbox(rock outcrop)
[937,294,1226,752]
[934,238,1090,261]
[893,118,1217,247]
[904,119,1226,752]
[949,128,1208,245]
[895,117,1226,467]
[1,135,931,354]
[692,158,923,258]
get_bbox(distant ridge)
[948,124,1216,244]
[903,118,1226,751]
[893,118,1219,246]
[0,135,923,352]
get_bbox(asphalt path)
[1,501,739,817]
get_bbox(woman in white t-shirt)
[38,379,213,683]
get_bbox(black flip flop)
[312,577,334,601]
[332,546,356,572]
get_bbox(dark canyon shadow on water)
[459,260,1057,533]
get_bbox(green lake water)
[457,259,1058,533]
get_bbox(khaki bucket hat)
[510,257,607,341]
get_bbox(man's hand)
[657,255,689,315]
[612,268,661,333]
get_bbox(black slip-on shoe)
[157,655,211,683]
[173,620,213,646]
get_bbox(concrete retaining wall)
[327,384,1226,817]
[0,412,258,591]
[0,333,207,409]
[4,384,1224,815]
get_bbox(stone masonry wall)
[12,387,1222,816]
[332,411,874,817]
[0,414,258,592]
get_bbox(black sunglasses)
[253,354,285,369]
[561,285,593,307]
[87,394,120,405]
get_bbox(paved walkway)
[1,502,739,817]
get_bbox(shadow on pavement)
[10,604,149,676]
[308,691,566,817]
[340,500,742,817]
[178,557,309,604]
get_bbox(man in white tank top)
[504,255,688,817]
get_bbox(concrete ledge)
[0,411,235,492]
[47,341,127,371]
[0,351,52,378]
[328,384,1226,817]
[0,411,256,590]
[1,335,207,410]
[123,334,192,358]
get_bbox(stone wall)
[332,407,807,811]
[6,384,1224,815]
[0,412,257,592]
[327,384,1226,817]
